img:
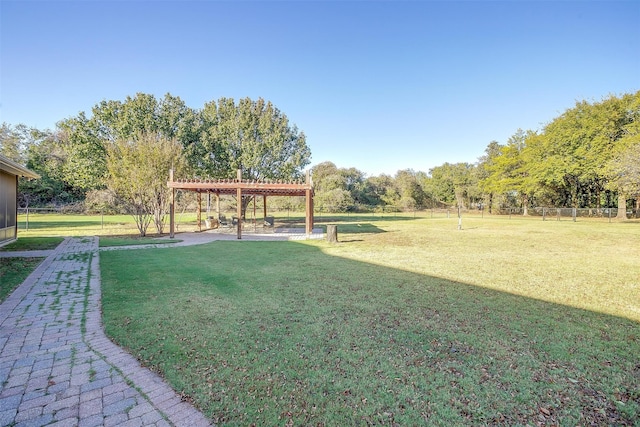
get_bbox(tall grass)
[101,216,640,426]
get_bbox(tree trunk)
[326,225,338,243]
[616,192,627,220]
[522,194,529,216]
[240,195,254,220]
[455,191,466,209]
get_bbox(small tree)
[106,132,185,236]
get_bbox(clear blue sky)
[1,1,639,176]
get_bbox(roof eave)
[0,155,40,179]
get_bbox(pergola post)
[237,169,242,239]
[306,189,314,235]
[253,196,257,229]
[197,192,202,232]
[169,169,175,238]
[263,195,267,223]
[305,170,314,235]
[170,188,175,238]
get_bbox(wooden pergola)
[167,169,314,239]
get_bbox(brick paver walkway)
[0,237,212,427]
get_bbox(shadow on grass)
[276,214,418,229]
[100,240,640,426]
[315,214,418,223]
[313,222,387,235]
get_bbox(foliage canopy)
[2,90,639,217]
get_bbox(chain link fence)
[492,207,639,221]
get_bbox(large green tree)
[474,92,640,214]
[429,162,478,208]
[56,93,197,195]
[57,113,107,193]
[194,97,310,180]
[393,169,429,210]
[1,124,85,207]
[311,162,408,212]
[89,93,196,143]
[21,129,71,206]
[482,129,536,215]
[476,140,502,213]
[527,92,640,210]
[311,162,356,212]
[364,174,396,207]
[610,141,640,199]
[196,97,311,217]
[603,93,640,218]
[0,123,28,163]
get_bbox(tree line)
[1,90,638,233]
[310,91,640,219]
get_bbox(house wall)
[0,169,18,244]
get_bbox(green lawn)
[0,237,64,302]
[100,216,640,426]
[0,236,64,251]
[0,257,44,302]
[17,213,158,237]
